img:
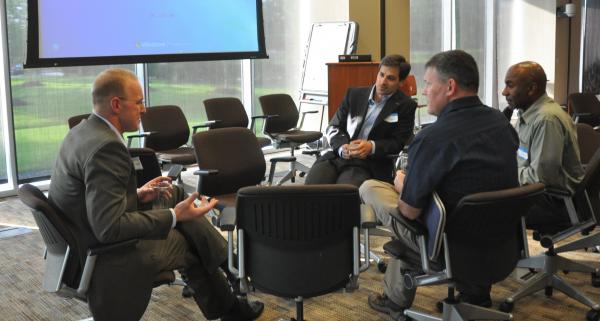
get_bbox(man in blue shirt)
[304,54,417,187]
[361,50,519,319]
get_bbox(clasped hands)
[137,176,219,222]
[340,139,373,159]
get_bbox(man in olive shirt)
[502,61,584,234]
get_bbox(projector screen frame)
[24,0,268,68]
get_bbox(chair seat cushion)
[156,147,196,165]
[271,130,322,144]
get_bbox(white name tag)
[384,113,398,123]
[517,146,528,160]
[132,157,144,170]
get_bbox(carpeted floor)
[1,155,599,320]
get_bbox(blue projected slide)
[37,0,259,58]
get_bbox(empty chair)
[384,184,544,321]
[203,97,271,148]
[569,93,600,127]
[218,184,372,321]
[18,184,183,321]
[259,93,323,185]
[577,123,600,165]
[141,105,198,167]
[191,127,267,210]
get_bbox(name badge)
[517,146,528,160]
[384,113,398,123]
[131,157,144,170]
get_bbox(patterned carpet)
[1,159,600,320]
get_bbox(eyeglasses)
[117,96,145,106]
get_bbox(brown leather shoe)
[368,293,405,318]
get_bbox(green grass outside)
[9,75,287,180]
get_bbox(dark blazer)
[48,114,174,319]
[322,86,417,181]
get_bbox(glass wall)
[410,0,443,125]
[6,0,133,183]
[146,61,242,144]
[455,0,488,100]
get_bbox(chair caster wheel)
[544,286,553,297]
[299,171,306,177]
[182,285,194,298]
[587,309,600,321]
[592,272,600,287]
[377,261,387,273]
[499,301,513,313]
[563,270,570,275]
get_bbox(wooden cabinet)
[326,62,379,120]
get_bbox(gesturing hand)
[137,176,172,204]
[174,192,219,222]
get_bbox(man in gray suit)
[49,68,263,321]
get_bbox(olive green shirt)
[515,94,584,194]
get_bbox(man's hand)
[174,192,219,221]
[137,176,172,204]
[393,170,405,193]
[340,144,352,159]
[348,139,373,159]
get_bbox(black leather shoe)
[221,298,264,321]
[368,293,405,319]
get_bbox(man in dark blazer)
[305,54,417,187]
[49,68,263,321]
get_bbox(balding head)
[92,68,139,112]
[91,68,146,133]
[502,61,548,110]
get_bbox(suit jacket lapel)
[349,87,373,139]
[372,91,402,129]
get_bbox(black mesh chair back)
[192,127,266,197]
[259,94,300,134]
[203,97,249,129]
[18,184,82,290]
[446,183,545,285]
[235,184,360,298]
[577,123,600,165]
[68,113,91,129]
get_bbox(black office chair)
[140,105,201,167]
[219,184,373,321]
[17,184,184,321]
[384,184,545,321]
[577,123,600,165]
[203,97,272,148]
[569,93,600,128]
[68,113,90,129]
[501,149,600,321]
[259,94,323,185]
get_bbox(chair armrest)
[360,204,378,228]
[192,121,218,134]
[389,211,427,235]
[270,156,296,163]
[193,169,219,176]
[126,131,154,147]
[219,207,237,231]
[88,238,139,256]
[298,110,319,129]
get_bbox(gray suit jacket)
[49,114,173,319]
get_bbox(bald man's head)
[502,61,548,110]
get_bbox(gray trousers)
[89,186,234,321]
[359,179,421,308]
